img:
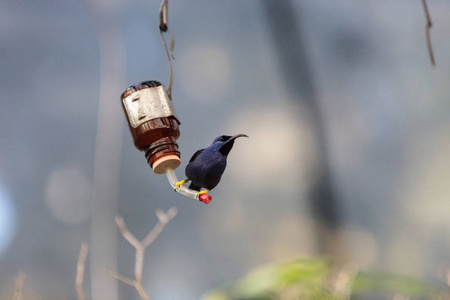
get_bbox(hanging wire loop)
[159,0,175,98]
[421,0,436,66]
[159,0,168,32]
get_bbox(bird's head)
[211,134,248,156]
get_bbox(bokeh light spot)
[226,104,317,192]
[265,214,316,261]
[338,224,378,268]
[0,184,16,257]
[45,165,91,224]
[180,45,231,103]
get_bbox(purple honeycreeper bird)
[174,134,248,196]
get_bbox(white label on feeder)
[122,85,178,128]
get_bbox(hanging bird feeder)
[120,0,212,204]
[120,80,210,203]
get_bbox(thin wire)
[159,0,175,98]
[159,0,168,31]
[421,0,436,67]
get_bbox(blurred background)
[1,0,450,299]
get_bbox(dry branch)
[107,267,135,287]
[13,271,26,300]
[76,242,89,300]
[331,264,359,300]
[109,207,178,300]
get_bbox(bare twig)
[134,281,150,300]
[115,216,141,249]
[13,271,26,300]
[331,264,359,300]
[107,267,135,287]
[446,268,450,286]
[76,242,89,300]
[142,207,178,248]
[421,0,436,66]
[109,207,178,300]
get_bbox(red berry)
[199,194,212,204]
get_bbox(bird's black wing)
[189,149,204,163]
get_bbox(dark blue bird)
[174,134,248,196]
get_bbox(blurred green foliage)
[202,258,449,300]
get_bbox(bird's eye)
[218,136,227,142]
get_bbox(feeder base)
[152,155,181,174]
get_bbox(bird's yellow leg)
[174,179,189,190]
[197,189,210,196]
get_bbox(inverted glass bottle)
[121,81,181,174]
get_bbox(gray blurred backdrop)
[1,0,450,299]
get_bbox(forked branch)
[108,207,178,300]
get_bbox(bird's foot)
[174,179,189,190]
[197,189,210,196]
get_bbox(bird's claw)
[174,179,189,191]
[197,189,210,196]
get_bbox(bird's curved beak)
[218,134,248,156]
[230,134,249,140]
